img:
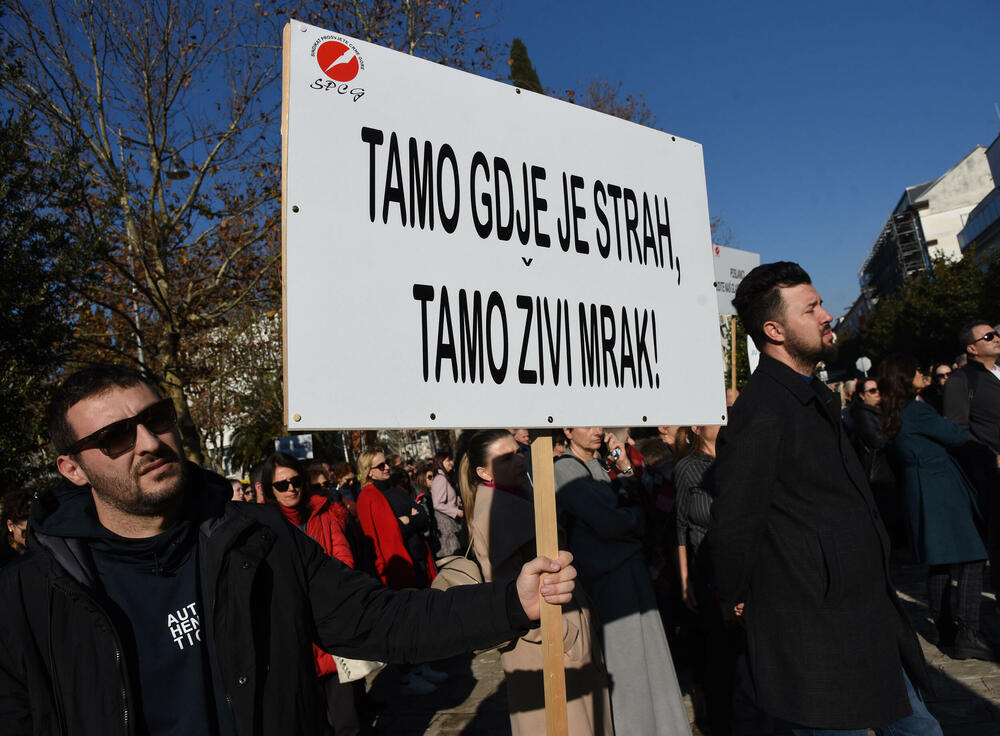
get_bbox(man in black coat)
[0,365,577,735]
[944,320,1000,457]
[705,262,940,734]
[943,319,1000,593]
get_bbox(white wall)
[918,147,994,261]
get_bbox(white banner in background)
[712,245,760,316]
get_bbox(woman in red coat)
[262,452,361,734]
[356,449,437,589]
[356,448,445,695]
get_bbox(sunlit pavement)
[364,565,1000,735]
[891,562,1000,735]
[366,650,511,735]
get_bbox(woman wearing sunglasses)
[848,377,904,551]
[458,429,612,736]
[920,362,952,415]
[356,449,444,695]
[261,452,361,733]
[357,449,437,590]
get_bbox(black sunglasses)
[972,331,998,344]
[864,387,879,394]
[273,476,304,492]
[372,461,389,471]
[60,398,177,458]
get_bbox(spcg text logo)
[310,35,365,102]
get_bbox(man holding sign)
[0,364,577,736]
[707,263,940,734]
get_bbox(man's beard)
[82,449,188,518]
[785,328,836,368]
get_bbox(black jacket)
[849,400,897,488]
[705,354,929,729]
[849,399,886,452]
[943,359,1000,454]
[0,467,527,736]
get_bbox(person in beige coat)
[458,429,613,736]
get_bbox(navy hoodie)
[33,478,227,736]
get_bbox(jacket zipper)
[58,582,134,735]
[113,643,130,734]
[202,525,240,729]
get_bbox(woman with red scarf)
[356,448,445,695]
[262,452,360,734]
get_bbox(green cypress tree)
[509,38,543,94]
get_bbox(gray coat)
[554,453,690,736]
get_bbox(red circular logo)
[316,41,359,82]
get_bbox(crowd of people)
[1,261,998,736]
[832,319,1000,663]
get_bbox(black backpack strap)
[965,363,980,401]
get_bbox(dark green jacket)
[891,399,986,565]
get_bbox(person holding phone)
[554,427,690,736]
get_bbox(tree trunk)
[159,331,204,465]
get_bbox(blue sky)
[491,0,1000,317]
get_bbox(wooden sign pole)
[530,434,569,736]
[730,314,738,392]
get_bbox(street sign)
[282,19,725,430]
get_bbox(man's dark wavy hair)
[732,261,812,349]
[46,364,151,454]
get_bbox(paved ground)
[892,563,1000,736]
[364,564,1000,735]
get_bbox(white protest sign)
[713,245,760,316]
[283,20,726,429]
